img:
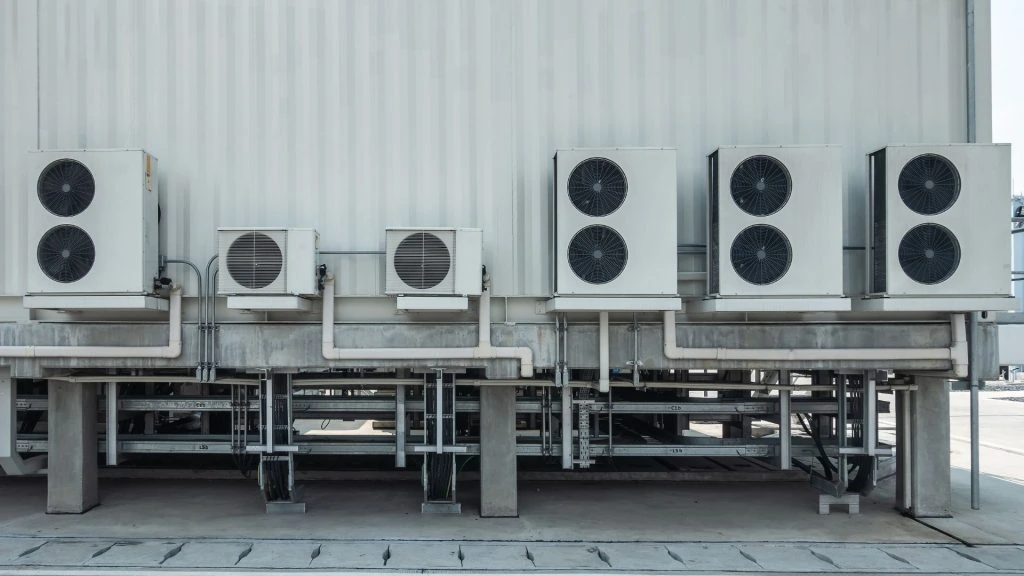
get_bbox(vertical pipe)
[865,371,877,456]
[434,371,443,454]
[969,311,981,509]
[264,372,274,454]
[598,312,609,393]
[838,375,849,489]
[105,382,117,467]
[779,371,791,471]
[561,384,573,470]
[479,284,491,347]
[395,384,406,468]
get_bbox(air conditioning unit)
[386,227,482,310]
[690,146,849,313]
[218,228,320,311]
[859,144,1013,311]
[547,148,680,312]
[24,149,164,310]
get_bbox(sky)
[992,0,1023,196]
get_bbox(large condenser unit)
[858,144,1013,311]
[24,149,164,310]
[547,148,681,312]
[689,145,850,313]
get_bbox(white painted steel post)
[779,370,791,470]
[396,384,406,468]
[106,382,118,466]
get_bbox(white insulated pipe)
[0,287,183,359]
[663,311,968,378]
[321,277,534,378]
[598,312,610,393]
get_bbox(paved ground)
[0,536,1022,574]
[0,387,1021,573]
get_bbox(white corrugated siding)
[1,0,969,297]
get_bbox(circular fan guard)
[898,223,960,285]
[37,225,96,283]
[37,159,96,217]
[226,232,284,289]
[568,225,628,284]
[394,232,452,290]
[730,224,792,285]
[898,154,960,215]
[567,158,628,217]
[730,155,792,216]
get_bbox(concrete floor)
[1,387,1023,573]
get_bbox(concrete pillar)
[903,377,952,518]
[47,380,99,514]
[480,386,517,517]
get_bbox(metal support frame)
[395,384,406,468]
[1,370,46,475]
[253,370,304,514]
[561,383,573,470]
[419,370,462,514]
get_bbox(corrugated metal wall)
[1,0,969,298]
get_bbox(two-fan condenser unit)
[547,148,681,312]
[217,228,320,311]
[690,146,850,313]
[385,227,482,311]
[859,144,1013,311]
[24,149,165,310]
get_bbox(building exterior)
[0,0,1007,518]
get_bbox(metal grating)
[898,223,960,285]
[37,159,95,217]
[730,224,792,286]
[898,153,960,215]
[36,224,95,283]
[226,232,284,290]
[393,232,452,290]
[567,224,628,284]
[567,157,628,217]
[729,155,791,217]
[871,151,888,293]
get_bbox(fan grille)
[37,159,96,217]
[730,155,792,216]
[567,158,628,217]
[898,154,960,215]
[37,224,96,283]
[226,232,284,289]
[568,225,628,284]
[730,224,792,285]
[394,232,452,290]
[898,223,960,285]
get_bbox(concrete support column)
[902,377,952,518]
[480,386,517,517]
[47,380,99,514]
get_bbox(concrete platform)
[0,477,947,544]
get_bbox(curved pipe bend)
[321,277,534,378]
[0,287,183,359]
[662,310,967,378]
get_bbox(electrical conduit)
[662,311,968,378]
[0,286,183,359]
[321,276,534,377]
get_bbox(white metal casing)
[553,148,678,298]
[25,149,159,297]
[385,227,482,296]
[707,146,845,301]
[866,144,1011,302]
[217,228,320,297]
